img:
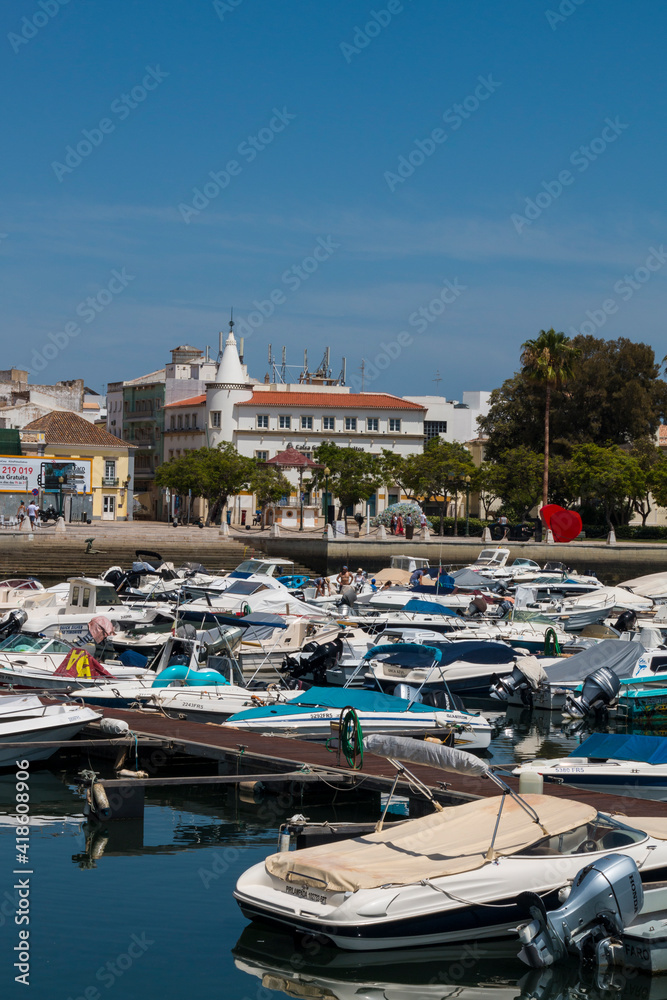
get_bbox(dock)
[68,704,667,820]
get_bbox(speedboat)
[224,684,492,747]
[354,639,517,699]
[234,737,667,950]
[0,694,100,766]
[514,733,667,801]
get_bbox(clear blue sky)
[2,0,666,398]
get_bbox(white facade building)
[403,391,491,445]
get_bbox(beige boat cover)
[617,816,667,841]
[266,794,597,892]
[372,568,412,586]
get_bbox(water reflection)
[233,924,667,1000]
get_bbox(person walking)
[396,514,404,536]
[498,513,509,540]
[26,500,38,531]
[420,512,428,534]
[16,502,26,530]
[389,514,397,535]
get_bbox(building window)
[301,416,313,430]
[105,460,116,480]
[184,414,190,429]
[211,411,221,428]
[255,450,268,461]
[367,418,378,431]
[298,450,312,460]
[170,415,175,429]
[345,417,357,431]
[177,415,183,429]
[257,415,269,429]
[192,413,198,428]
[279,415,291,429]
[322,416,335,431]
[389,418,401,432]
[424,420,448,440]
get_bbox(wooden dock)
[78,704,667,819]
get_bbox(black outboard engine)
[612,609,636,632]
[0,609,27,641]
[564,666,621,719]
[280,637,343,685]
[339,585,357,608]
[490,664,531,703]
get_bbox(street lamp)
[464,474,471,536]
[448,473,460,537]
[57,476,64,518]
[322,466,330,525]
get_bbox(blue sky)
[2,0,667,398]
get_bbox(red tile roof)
[164,394,206,408]
[267,446,322,468]
[22,411,136,448]
[238,392,425,410]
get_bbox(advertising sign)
[0,457,92,494]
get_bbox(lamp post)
[464,474,471,536]
[298,467,304,532]
[448,474,459,537]
[57,476,64,518]
[322,466,330,525]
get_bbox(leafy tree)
[249,464,293,523]
[480,336,667,460]
[312,443,383,524]
[479,447,543,521]
[630,438,667,526]
[155,443,254,523]
[378,450,418,501]
[401,439,475,535]
[520,328,580,509]
[568,444,645,528]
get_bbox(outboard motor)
[339,585,357,608]
[0,609,27,641]
[564,666,621,719]
[280,638,343,685]
[612,609,636,633]
[517,853,643,969]
[490,663,531,703]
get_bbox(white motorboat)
[224,685,493,746]
[23,577,174,639]
[514,733,667,801]
[0,632,148,691]
[0,694,100,766]
[353,639,517,699]
[489,638,646,711]
[234,737,667,950]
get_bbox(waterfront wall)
[252,535,667,585]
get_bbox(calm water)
[0,717,662,1000]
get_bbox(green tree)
[520,328,580,510]
[155,443,254,523]
[480,336,667,460]
[249,464,293,524]
[312,443,383,525]
[402,438,475,535]
[378,450,418,501]
[630,438,666,526]
[569,444,645,528]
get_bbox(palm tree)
[521,329,580,510]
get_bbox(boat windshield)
[519,814,646,856]
[0,634,51,652]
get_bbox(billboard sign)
[0,457,92,494]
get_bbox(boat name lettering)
[285,885,326,903]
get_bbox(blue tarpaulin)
[571,733,667,765]
[402,599,458,617]
[228,686,442,720]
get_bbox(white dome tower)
[206,316,252,447]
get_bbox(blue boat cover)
[402,599,458,617]
[228,686,443,720]
[571,733,667,765]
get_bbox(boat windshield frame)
[516,812,648,857]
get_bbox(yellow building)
[22,411,136,521]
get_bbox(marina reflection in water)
[0,712,663,999]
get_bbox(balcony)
[102,477,119,487]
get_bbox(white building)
[403,391,491,445]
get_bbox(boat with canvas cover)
[514,733,667,801]
[0,694,100,766]
[234,736,667,950]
